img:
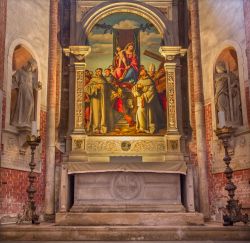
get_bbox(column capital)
[164,62,177,69]
[63,46,91,61]
[74,62,87,69]
[159,46,187,61]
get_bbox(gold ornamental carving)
[168,140,179,151]
[74,139,83,149]
[85,139,165,153]
[121,141,131,151]
[132,140,165,152]
[167,69,177,130]
[74,64,86,130]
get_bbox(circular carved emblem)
[111,173,141,200]
[121,141,131,151]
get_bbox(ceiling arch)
[79,1,173,45]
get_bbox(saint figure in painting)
[132,68,163,134]
[104,68,117,131]
[114,42,139,83]
[84,68,108,134]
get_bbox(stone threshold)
[0,223,250,241]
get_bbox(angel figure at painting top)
[132,68,163,134]
[10,59,41,128]
[113,42,139,83]
[214,61,231,123]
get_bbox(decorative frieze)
[85,137,165,154]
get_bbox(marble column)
[0,0,7,91]
[243,0,250,126]
[188,0,209,218]
[67,0,76,137]
[160,46,186,155]
[44,0,58,220]
[0,0,7,159]
[59,164,69,212]
[244,0,250,79]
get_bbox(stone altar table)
[56,161,204,226]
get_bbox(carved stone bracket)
[159,46,187,62]
[63,46,91,62]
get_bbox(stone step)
[70,203,186,212]
[55,212,204,226]
[1,241,250,243]
[0,223,250,241]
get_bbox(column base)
[165,133,182,153]
[72,128,86,134]
[44,213,55,222]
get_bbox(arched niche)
[5,39,42,133]
[214,47,243,127]
[79,1,173,45]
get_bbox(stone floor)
[1,241,250,243]
[0,222,250,241]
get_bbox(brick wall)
[0,110,47,219]
[187,1,250,219]
[188,44,250,219]
[204,103,250,219]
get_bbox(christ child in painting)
[115,46,128,70]
[113,43,139,83]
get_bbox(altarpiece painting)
[85,13,166,135]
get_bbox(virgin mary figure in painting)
[113,42,139,83]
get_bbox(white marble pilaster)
[160,46,187,154]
